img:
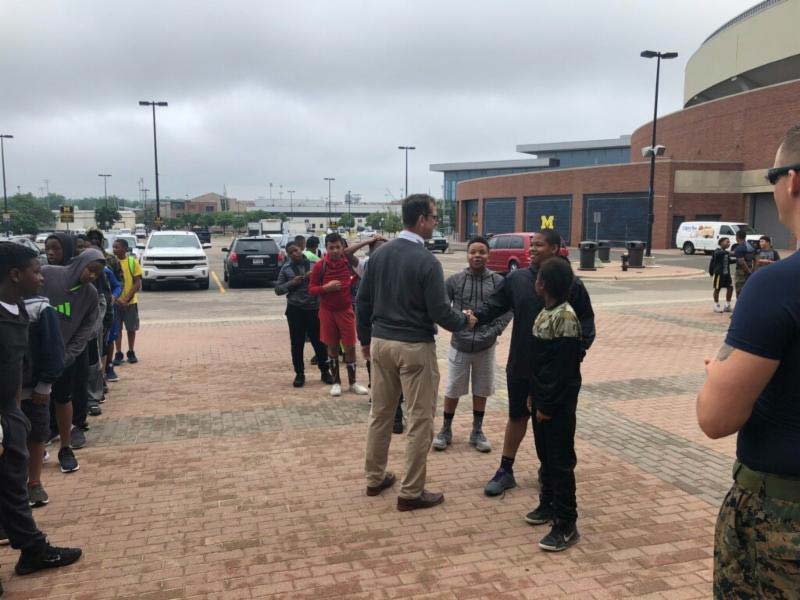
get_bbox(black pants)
[532,407,577,524]
[50,346,90,433]
[286,305,328,375]
[0,409,47,555]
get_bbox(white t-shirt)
[0,300,20,316]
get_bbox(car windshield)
[235,240,278,253]
[733,224,755,235]
[148,235,201,249]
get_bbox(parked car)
[35,232,52,249]
[105,233,142,261]
[192,226,212,247]
[3,236,47,265]
[425,230,449,253]
[675,221,761,255]
[358,229,377,240]
[221,236,283,288]
[487,232,569,274]
[140,231,209,290]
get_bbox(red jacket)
[308,255,353,312]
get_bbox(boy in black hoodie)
[0,243,82,592]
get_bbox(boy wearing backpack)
[308,233,368,397]
[709,237,734,313]
[112,239,142,365]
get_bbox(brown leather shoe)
[396,490,444,511]
[366,473,396,497]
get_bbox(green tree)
[383,213,402,233]
[7,194,56,234]
[215,211,234,230]
[231,215,247,231]
[338,213,355,229]
[365,212,385,230]
[95,206,122,231]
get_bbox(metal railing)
[703,0,786,44]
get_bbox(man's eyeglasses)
[766,164,800,185]
[426,213,439,222]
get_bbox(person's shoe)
[70,427,86,450]
[330,384,342,397]
[58,447,80,473]
[524,504,554,526]
[28,482,50,508]
[98,393,106,404]
[484,468,517,497]
[293,373,306,388]
[126,350,138,364]
[397,490,445,512]
[349,383,369,395]
[88,404,102,417]
[47,432,60,446]
[113,351,124,366]
[310,355,319,366]
[432,428,452,451]
[713,303,723,313]
[469,429,492,452]
[320,369,335,385]
[0,523,9,545]
[77,422,90,432]
[538,521,580,552]
[105,367,119,382]
[103,382,109,394]
[392,416,404,434]
[366,472,396,497]
[43,450,50,463]
[724,303,732,312]
[15,544,83,575]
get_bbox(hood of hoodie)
[449,267,506,353]
[41,247,103,342]
[46,232,76,265]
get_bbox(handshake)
[462,309,478,330]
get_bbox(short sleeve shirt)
[725,251,800,476]
[733,242,754,275]
[121,256,143,305]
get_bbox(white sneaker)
[724,303,732,312]
[330,384,342,397]
[713,303,723,313]
[349,383,369,395]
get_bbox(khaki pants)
[365,338,439,499]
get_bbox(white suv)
[141,231,209,290]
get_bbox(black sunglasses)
[425,213,439,221]
[766,164,800,185]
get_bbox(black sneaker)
[524,504,554,525]
[105,366,119,382]
[58,447,80,473]
[70,427,86,449]
[538,521,580,552]
[77,422,90,432]
[88,404,103,417]
[126,350,138,364]
[28,482,49,508]
[293,373,305,388]
[113,351,124,366]
[15,544,82,575]
[320,370,335,385]
[484,468,517,496]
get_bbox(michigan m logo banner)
[540,215,555,229]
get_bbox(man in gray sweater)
[357,194,476,511]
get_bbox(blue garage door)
[483,198,516,236]
[462,200,479,239]
[583,193,648,247]
[524,196,572,244]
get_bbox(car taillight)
[278,250,285,263]
[230,251,238,265]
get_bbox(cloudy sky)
[1,0,755,205]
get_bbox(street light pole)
[139,100,168,228]
[324,177,335,230]
[0,134,12,234]
[287,190,295,219]
[98,173,111,208]
[398,146,415,200]
[640,50,677,257]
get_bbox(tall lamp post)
[287,189,295,219]
[324,177,335,229]
[1,134,13,234]
[640,50,677,257]
[398,146,415,200]
[98,173,112,208]
[138,100,168,228]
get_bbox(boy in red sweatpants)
[309,233,369,397]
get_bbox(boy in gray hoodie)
[433,236,512,452]
[42,247,104,474]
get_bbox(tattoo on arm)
[716,343,734,362]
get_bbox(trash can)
[578,241,597,271]
[597,240,611,263]
[626,241,645,268]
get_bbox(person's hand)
[117,298,128,308]
[536,409,551,423]
[372,235,387,244]
[290,275,304,286]
[324,280,343,292]
[466,314,478,329]
[361,345,370,360]
[304,271,312,279]
[31,391,49,405]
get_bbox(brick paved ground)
[0,294,733,599]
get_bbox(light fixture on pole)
[0,134,13,234]
[324,177,335,229]
[640,50,677,258]
[287,190,295,219]
[398,146,415,200]
[138,100,168,228]
[98,173,111,209]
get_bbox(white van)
[676,221,761,255]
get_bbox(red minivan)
[487,232,569,274]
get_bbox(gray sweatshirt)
[41,248,103,367]
[356,237,468,344]
[274,258,319,310]
[446,267,512,353]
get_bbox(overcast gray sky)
[1,0,755,204]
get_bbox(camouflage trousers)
[714,482,800,599]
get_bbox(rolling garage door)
[483,198,516,236]
[583,193,648,247]
[463,199,479,239]
[524,196,572,244]
[751,193,792,249]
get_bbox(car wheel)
[198,277,210,290]
[682,242,695,255]
[228,274,238,288]
[508,260,519,271]
[223,268,228,282]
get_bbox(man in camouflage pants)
[698,124,800,598]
